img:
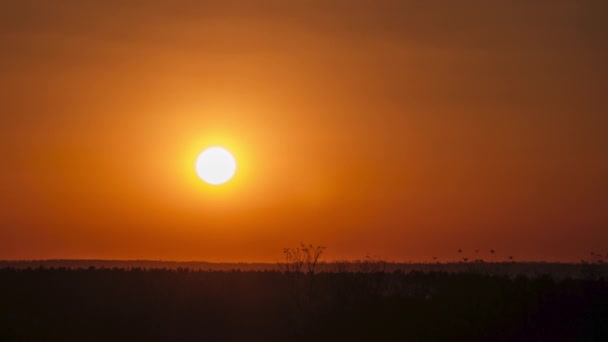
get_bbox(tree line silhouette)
[0,245,606,341]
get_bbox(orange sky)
[1,1,607,262]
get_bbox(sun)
[195,147,237,185]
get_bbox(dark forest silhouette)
[1,246,607,340]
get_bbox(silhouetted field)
[1,266,607,341]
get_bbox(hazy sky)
[1,1,607,262]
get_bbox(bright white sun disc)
[195,147,237,185]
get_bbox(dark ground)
[0,267,607,341]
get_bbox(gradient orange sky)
[1,1,607,262]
